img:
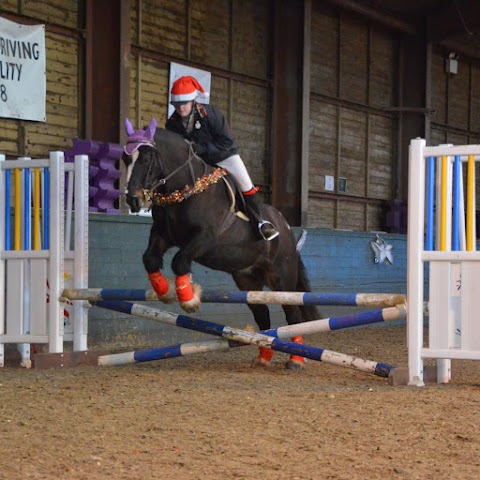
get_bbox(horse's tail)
[296,241,321,322]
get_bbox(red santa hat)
[170,76,208,103]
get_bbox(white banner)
[0,16,46,122]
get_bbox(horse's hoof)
[179,283,202,313]
[285,360,305,371]
[179,299,200,313]
[158,280,176,304]
[20,359,32,369]
[251,358,272,368]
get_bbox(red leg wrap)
[258,346,275,362]
[289,336,305,363]
[175,274,194,303]
[149,272,170,297]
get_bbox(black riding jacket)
[165,102,239,166]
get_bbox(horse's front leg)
[143,224,176,304]
[170,231,215,313]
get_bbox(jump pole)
[98,304,405,367]
[63,288,406,308]
[93,300,395,378]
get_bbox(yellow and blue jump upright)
[0,152,89,367]
[407,139,479,387]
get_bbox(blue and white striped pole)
[63,288,406,308]
[94,300,395,378]
[98,305,404,367]
[262,305,406,337]
[98,339,234,366]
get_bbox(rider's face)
[172,101,194,118]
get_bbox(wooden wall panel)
[190,0,229,69]
[431,53,447,125]
[339,108,367,198]
[22,0,78,29]
[140,0,186,57]
[367,204,383,231]
[209,75,229,116]
[430,128,447,146]
[0,119,19,153]
[339,16,368,104]
[311,3,338,97]
[369,29,394,108]
[309,100,337,191]
[231,82,269,187]
[430,49,480,148]
[447,132,469,146]
[1,1,17,13]
[0,0,83,158]
[0,4,82,157]
[368,115,393,199]
[307,198,335,229]
[25,33,79,156]
[448,64,469,131]
[470,66,480,132]
[128,53,139,125]
[308,5,395,232]
[138,58,170,128]
[336,199,364,230]
[232,0,270,79]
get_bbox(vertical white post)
[407,138,426,386]
[436,146,453,382]
[429,259,453,383]
[73,155,89,351]
[48,152,65,352]
[460,262,480,352]
[0,155,5,367]
[17,157,31,367]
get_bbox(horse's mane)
[154,127,189,153]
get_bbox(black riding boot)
[243,194,280,241]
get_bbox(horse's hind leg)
[232,270,274,368]
[270,268,308,370]
[281,305,307,370]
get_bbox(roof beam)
[428,0,480,42]
[323,0,418,34]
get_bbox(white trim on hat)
[170,91,198,103]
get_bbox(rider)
[165,75,279,241]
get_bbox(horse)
[122,118,320,369]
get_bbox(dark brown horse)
[123,118,319,369]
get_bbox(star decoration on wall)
[370,234,393,265]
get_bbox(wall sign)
[0,16,46,122]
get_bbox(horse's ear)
[146,118,157,141]
[125,118,135,136]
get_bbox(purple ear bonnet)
[124,118,157,155]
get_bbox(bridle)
[127,141,209,204]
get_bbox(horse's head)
[123,118,162,212]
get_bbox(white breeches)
[216,154,254,193]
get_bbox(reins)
[147,142,201,192]
[140,142,226,206]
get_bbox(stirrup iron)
[258,220,279,241]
